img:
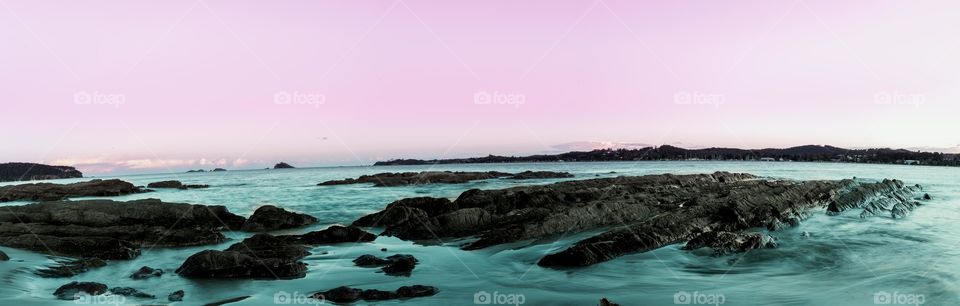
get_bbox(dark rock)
[0,162,83,182]
[352,254,418,276]
[351,172,927,268]
[53,281,107,300]
[212,168,228,172]
[274,162,295,169]
[599,298,621,306]
[130,266,163,279]
[0,250,8,261]
[203,296,251,306]
[924,193,931,200]
[187,169,206,173]
[109,287,155,298]
[0,199,246,260]
[282,225,376,245]
[313,285,437,303]
[176,234,309,279]
[168,290,185,302]
[36,258,106,278]
[507,171,574,180]
[381,248,388,252]
[241,205,318,232]
[0,179,144,202]
[147,180,209,189]
[319,171,513,187]
[683,231,777,255]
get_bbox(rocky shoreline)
[318,170,574,187]
[0,179,146,202]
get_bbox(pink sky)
[2,0,959,174]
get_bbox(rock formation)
[318,170,573,187]
[0,179,145,202]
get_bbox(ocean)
[1,161,957,305]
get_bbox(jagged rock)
[599,298,621,306]
[36,258,106,278]
[319,171,513,187]
[352,172,927,268]
[241,205,318,232]
[147,180,209,189]
[53,281,107,300]
[0,199,246,259]
[274,162,295,169]
[168,290,185,302]
[130,266,163,279]
[0,179,145,202]
[312,285,437,303]
[508,171,574,180]
[280,225,376,244]
[352,254,418,276]
[176,234,309,279]
[109,287,155,298]
[684,231,777,255]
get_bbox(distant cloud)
[44,156,260,175]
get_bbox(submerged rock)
[319,171,513,187]
[53,281,108,300]
[312,285,438,303]
[351,172,928,268]
[683,231,777,255]
[109,287,155,298]
[146,180,209,189]
[36,258,107,278]
[352,254,418,276]
[168,290,185,302]
[130,266,163,279]
[241,205,318,232]
[599,298,621,306]
[507,170,574,180]
[0,250,8,261]
[0,179,145,202]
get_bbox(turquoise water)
[1,161,958,305]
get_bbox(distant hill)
[374,145,960,167]
[0,162,84,182]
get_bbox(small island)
[274,162,295,169]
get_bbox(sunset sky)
[3,0,960,174]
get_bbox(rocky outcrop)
[319,171,513,187]
[353,254,418,276]
[146,180,210,189]
[508,170,574,180]
[0,179,145,202]
[312,285,438,303]
[274,162,295,169]
[176,226,376,279]
[683,231,777,255]
[0,162,83,182]
[130,266,163,279]
[0,199,246,259]
[351,172,929,268]
[53,281,107,300]
[240,205,318,232]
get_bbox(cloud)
[550,141,653,152]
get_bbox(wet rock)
[352,254,418,276]
[53,281,107,300]
[36,257,107,278]
[130,266,163,279]
[319,171,513,187]
[274,162,295,169]
[507,171,574,180]
[241,205,318,232]
[684,231,777,255]
[0,250,8,261]
[0,179,145,202]
[599,298,621,306]
[0,199,246,259]
[204,296,251,306]
[147,180,209,189]
[109,287,155,298]
[352,172,927,268]
[168,290,185,302]
[176,234,309,279]
[312,285,437,303]
[281,225,376,244]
